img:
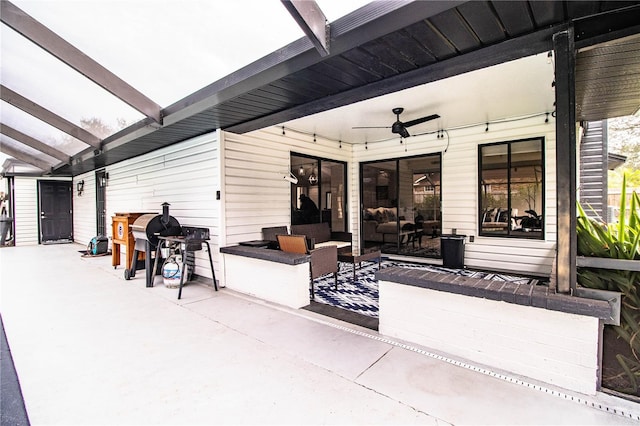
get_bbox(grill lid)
[131,213,181,248]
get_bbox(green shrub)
[577,174,640,394]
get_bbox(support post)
[553,27,577,294]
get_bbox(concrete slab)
[1,243,638,425]
[185,290,393,381]
[356,345,637,425]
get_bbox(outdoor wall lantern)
[76,180,84,196]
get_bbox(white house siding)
[12,176,72,246]
[72,133,220,280]
[12,177,39,246]
[353,116,557,276]
[221,128,352,247]
[73,173,97,248]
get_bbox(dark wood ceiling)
[52,1,640,176]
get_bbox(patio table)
[338,249,382,281]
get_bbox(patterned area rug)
[312,260,545,319]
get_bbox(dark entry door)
[95,170,107,236]
[39,181,73,243]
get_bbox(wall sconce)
[100,173,109,187]
[76,180,85,196]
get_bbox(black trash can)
[0,215,13,246]
[441,234,466,269]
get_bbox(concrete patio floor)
[1,243,638,425]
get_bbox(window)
[479,138,544,239]
[290,153,347,232]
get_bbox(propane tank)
[162,255,182,288]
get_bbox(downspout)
[553,27,577,294]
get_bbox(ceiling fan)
[353,107,440,138]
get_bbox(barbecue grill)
[125,202,182,283]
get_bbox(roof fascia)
[574,4,640,50]
[161,0,465,126]
[0,85,102,148]
[0,1,163,124]
[1,171,51,177]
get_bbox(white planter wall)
[223,253,310,308]
[379,279,601,395]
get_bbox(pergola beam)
[1,85,102,148]
[0,142,52,172]
[281,0,329,56]
[0,1,163,124]
[0,123,70,163]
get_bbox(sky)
[0,0,371,166]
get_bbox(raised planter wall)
[377,268,613,395]
[221,246,310,309]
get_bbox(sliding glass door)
[361,154,441,258]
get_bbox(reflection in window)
[290,153,347,232]
[479,138,544,239]
[361,154,441,258]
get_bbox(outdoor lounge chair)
[276,234,338,299]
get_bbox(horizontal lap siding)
[73,174,97,247]
[579,120,606,219]
[222,128,351,246]
[13,177,39,246]
[98,133,220,280]
[353,117,557,276]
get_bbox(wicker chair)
[277,234,338,299]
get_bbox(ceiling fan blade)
[403,114,440,128]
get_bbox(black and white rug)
[312,260,545,319]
